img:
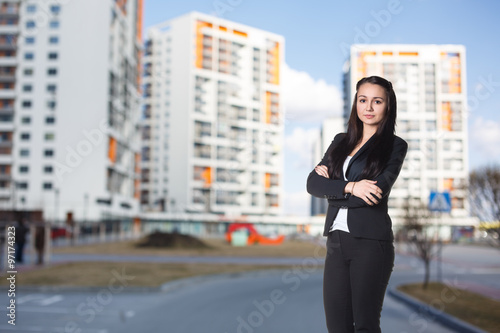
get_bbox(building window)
[47,100,56,109]
[19,165,29,173]
[21,116,31,124]
[17,182,28,190]
[26,4,37,13]
[25,37,35,44]
[20,133,30,141]
[50,5,61,14]
[23,84,33,92]
[0,133,9,142]
[0,115,13,122]
[48,52,58,60]
[45,133,55,141]
[49,36,59,44]
[47,84,57,93]
[49,20,59,29]
[45,116,55,124]
[24,52,34,60]
[20,149,30,157]
[44,165,53,173]
[26,21,35,29]
[47,68,58,76]
[44,149,54,157]
[22,100,32,108]
[24,68,34,76]
[43,182,53,190]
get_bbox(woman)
[306,76,408,332]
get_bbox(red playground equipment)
[225,223,285,245]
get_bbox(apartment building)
[310,116,344,217]
[0,0,143,222]
[340,44,471,227]
[142,12,284,217]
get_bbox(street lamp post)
[54,188,59,225]
[84,193,88,223]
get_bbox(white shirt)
[330,156,352,233]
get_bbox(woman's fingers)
[314,165,329,178]
[353,180,383,205]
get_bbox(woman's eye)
[359,99,365,103]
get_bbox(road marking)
[37,295,64,306]
[16,294,46,305]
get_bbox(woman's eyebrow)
[358,94,385,100]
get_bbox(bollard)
[29,224,36,265]
[100,222,106,242]
[44,223,51,265]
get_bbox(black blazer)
[306,133,408,240]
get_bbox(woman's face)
[356,83,387,130]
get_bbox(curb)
[387,286,488,333]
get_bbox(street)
[0,244,499,332]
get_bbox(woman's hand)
[350,180,383,206]
[314,165,329,178]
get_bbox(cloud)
[282,64,343,123]
[281,65,342,217]
[470,117,500,159]
[285,126,320,169]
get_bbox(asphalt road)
[1,244,499,333]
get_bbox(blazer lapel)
[346,135,375,178]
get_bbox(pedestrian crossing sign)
[429,191,451,212]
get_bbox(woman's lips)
[364,114,374,119]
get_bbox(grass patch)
[52,237,324,258]
[0,261,302,287]
[2,238,325,288]
[398,282,500,333]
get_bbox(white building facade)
[310,116,344,216]
[0,0,143,222]
[342,44,473,229]
[141,12,284,217]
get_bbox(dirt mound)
[136,231,211,249]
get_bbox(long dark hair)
[327,76,397,179]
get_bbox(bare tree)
[469,165,500,247]
[400,199,442,289]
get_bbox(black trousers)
[323,230,394,333]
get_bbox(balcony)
[0,106,14,115]
[0,44,15,53]
[0,3,19,15]
[0,73,15,82]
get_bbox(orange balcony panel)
[108,137,117,163]
[265,173,271,189]
[233,30,248,38]
[443,178,453,191]
[399,51,419,56]
[195,21,213,69]
[136,0,143,41]
[272,42,280,85]
[202,167,212,186]
[135,152,140,173]
[134,179,140,199]
[382,51,393,56]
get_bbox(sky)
[144,0,500,216]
